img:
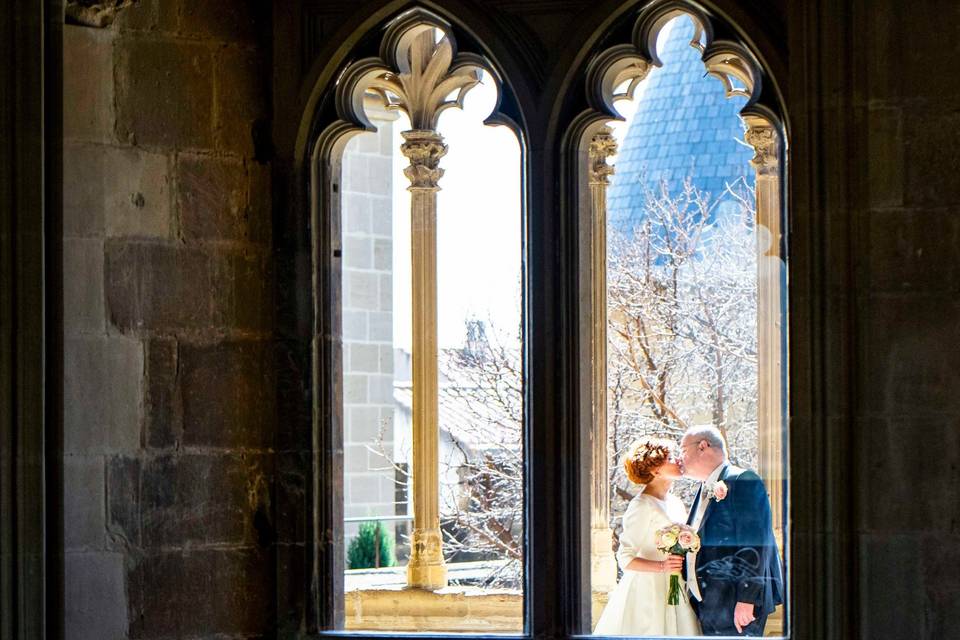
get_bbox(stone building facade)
[340,112,400,534]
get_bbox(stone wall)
[340,115,399,542]
[851,1,960,637]
[62,0,273,637]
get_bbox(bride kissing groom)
[594,426,783,637]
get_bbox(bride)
[594,437,701,636]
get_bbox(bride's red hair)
[624,437,674,485]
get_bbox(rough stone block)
[174,0,264,44]
[63,238,105,334]
[106,455,141,548]
[347,474,382,503]
[179,340,272,449]
[343,374,367,404]
[349,343,380,373]
[214,46,268,156]
[378,273,392,311]
[345,155,368,190]
[63,26,115,142]
[275,542,307,633]
[353,130,380,154]
[371,197,393,236]
[342,310,368,340]
[209,248,271,332]
[115,38,213,149]
[343,194,371,233]
[923,537,960,638]
[344,444,368,474]
[64,455,105,551]
[861,416,960,533]
[904,110,960,206]
[274,453,307,544]
[274,340,311,452]
[863,296,960,416]
[140,453,269,547]
[64,335,143,455]
[128,548,272,638]
[367,374,394,405]
[144,338,180,448]
[373,237,392,270]
[112,0,176,33]
[345,270,379,309]
[105,242,213,332]
[347,406,386,445]
[868,209,960,292]
[63,142,104,238]
[343,235,372,269]
[64,552,128,640]
[858,534,926,640]
[63,143,171,240]
[867,2,960,106]
[368,311,392,341]
[866,108,903,209]
[177,154,250,242]
[379,345,393,374]
[367,155,392,195]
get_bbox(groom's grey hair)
[684,425,728,459]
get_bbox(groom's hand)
[733,601,756,633]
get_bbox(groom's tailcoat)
[687,464,784,635]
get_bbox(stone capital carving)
[401,130,448,191]
[745,124,780,176]
[589,126,618,186]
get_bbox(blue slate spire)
[608,16,753,230]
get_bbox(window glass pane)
[339,59,524,633]
[588,15,788,638]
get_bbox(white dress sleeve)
[616,496,653,571]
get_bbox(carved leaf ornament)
[366,27,483,132]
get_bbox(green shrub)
[346,521,395,569]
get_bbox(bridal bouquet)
[655,524,701,605]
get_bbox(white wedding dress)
[594,490,701,636]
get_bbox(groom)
[679,426,783,636]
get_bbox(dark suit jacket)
[687,464,784,619]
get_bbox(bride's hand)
[660,555,684,573]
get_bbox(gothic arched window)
[307,9,526,633]
[569,5,788,636]
[304,2,789,638]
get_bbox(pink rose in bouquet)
[655,523,701,605]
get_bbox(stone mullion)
[402,129,448,590]
[360,23,484,592]
[745,120,784,539]
[588,127,617,594]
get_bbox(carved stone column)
[745,119,784,538]
[588,126,618,593]
[402,129,448,590]
[364,25,483,590]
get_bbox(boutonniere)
[705,480,728,502]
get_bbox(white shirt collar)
[702,461,725,486]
